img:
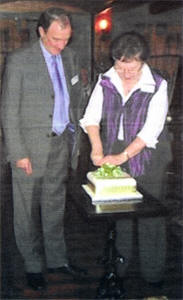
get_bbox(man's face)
[39,20,72,55]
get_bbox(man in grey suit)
[1,7,87,291]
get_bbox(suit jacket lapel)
[60,48,76,123]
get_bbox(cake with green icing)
[86,163,137,200]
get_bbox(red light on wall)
[95,8,112,33]
[97,18,110,31]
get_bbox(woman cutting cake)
[80,31,172,287]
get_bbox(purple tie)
[51,55,68,135]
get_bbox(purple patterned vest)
[100,71,163,177]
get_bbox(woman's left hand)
[100,153,125,166]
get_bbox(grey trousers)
[12,131,70,273]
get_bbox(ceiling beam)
[0,0,86,13]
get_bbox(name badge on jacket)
[71,75,79,86]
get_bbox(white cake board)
[82,184,143,205]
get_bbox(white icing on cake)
[87,171,136,198]
[82,165,143,203]
[84,169,144,203]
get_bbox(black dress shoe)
[26,272,47,291]
[48,264,87,279]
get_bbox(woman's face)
[114,57,143,81]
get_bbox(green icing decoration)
[94,163,126,178]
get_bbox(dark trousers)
[111,140,169,283]
[12,130,70,273]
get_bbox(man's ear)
[38,26,44,38]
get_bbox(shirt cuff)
[137,133,158,149]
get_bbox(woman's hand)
[100,153,125,166]
[85,125,104,166]
[91,150,104,166]
[16,157,33,175]
[100,137,146,166]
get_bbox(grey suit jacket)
[1,41,85,174]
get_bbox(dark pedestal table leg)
[96,221,126,299]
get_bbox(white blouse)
[80,63,168,149]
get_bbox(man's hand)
[16,158,33,175]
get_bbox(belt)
[51,124,75,137]
[50,129,68,137]
[51,132,58,137]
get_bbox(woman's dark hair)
[111,31,150,62]
[36,7,71,37]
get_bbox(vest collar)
[139,63,156,93]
